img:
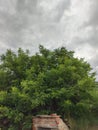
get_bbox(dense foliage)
[0,45,97,130]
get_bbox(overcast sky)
[0,0,98,80]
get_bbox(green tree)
[0,45,96,129]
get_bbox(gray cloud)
[50,0,71,22]
[81,0,98,48]
[0,0,42,51]
[87,0,98,27]
[0,0,98,80]
[0,0,71,49]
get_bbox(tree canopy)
[0,45,97,130]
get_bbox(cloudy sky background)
[0,0,98,80]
